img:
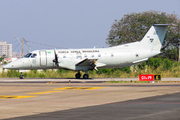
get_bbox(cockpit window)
[31,54,37,58]
[24,53,32,58]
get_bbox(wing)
[75,58,97,70]
[58,58,106,71]
[76,58,106,71]
[76,58,97,66]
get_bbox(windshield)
[24,53,32,58]
[31,54,37,58]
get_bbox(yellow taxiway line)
[0,95,36,99]
[28,91,61,94]
[53,87,104,90]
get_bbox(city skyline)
[0,41,12,58]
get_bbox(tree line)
[106,11,180,61]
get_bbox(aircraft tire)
[20,75,24,79]
[83,74,89,79]
[75,73,81,79]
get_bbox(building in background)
[12,51,21,58]
[0,41,12,58]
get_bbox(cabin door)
[39,51,47,66]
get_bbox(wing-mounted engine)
[56,58,99,71]
[58,58,76,70]
[52,49,106,71]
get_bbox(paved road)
[0,77,180,83]
[6,92,180,120]
[0,81,180,120]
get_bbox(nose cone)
[3,60,22,70]
[3,63,12,69]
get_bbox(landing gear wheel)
[19,72,24,79]
[83,74,89,79]
[75,73,81,79]
[20,75,24,79]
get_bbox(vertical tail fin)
[138,24,173,51]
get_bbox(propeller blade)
[53,49,59,67]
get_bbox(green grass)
[105,81,151,83]
[0,61,180,78]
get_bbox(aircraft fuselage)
[4,46,158,71]
[4,24,172,79]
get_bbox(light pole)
[14,36,24,58]
[14,36,22,45]
[29,46,31,53]
[22,38,24,57]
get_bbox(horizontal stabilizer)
[133,58,148,64]
[153,24,177,27]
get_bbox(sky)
[0,0,180,54]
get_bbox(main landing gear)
[83,74,89,79]
[75,71,81,79]
[75,71,89,79]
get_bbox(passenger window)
[92,54,94,57]
[111,53,114,57]
[84,54,87,58]
[63,55,66,58]
[98,54,101,57]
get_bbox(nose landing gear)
[20,72,24,79]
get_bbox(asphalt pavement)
[0,79,180,120]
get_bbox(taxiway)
[0,78,180,120]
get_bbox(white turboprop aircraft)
[4,24,173,79]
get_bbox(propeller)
[53,49,59,67]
